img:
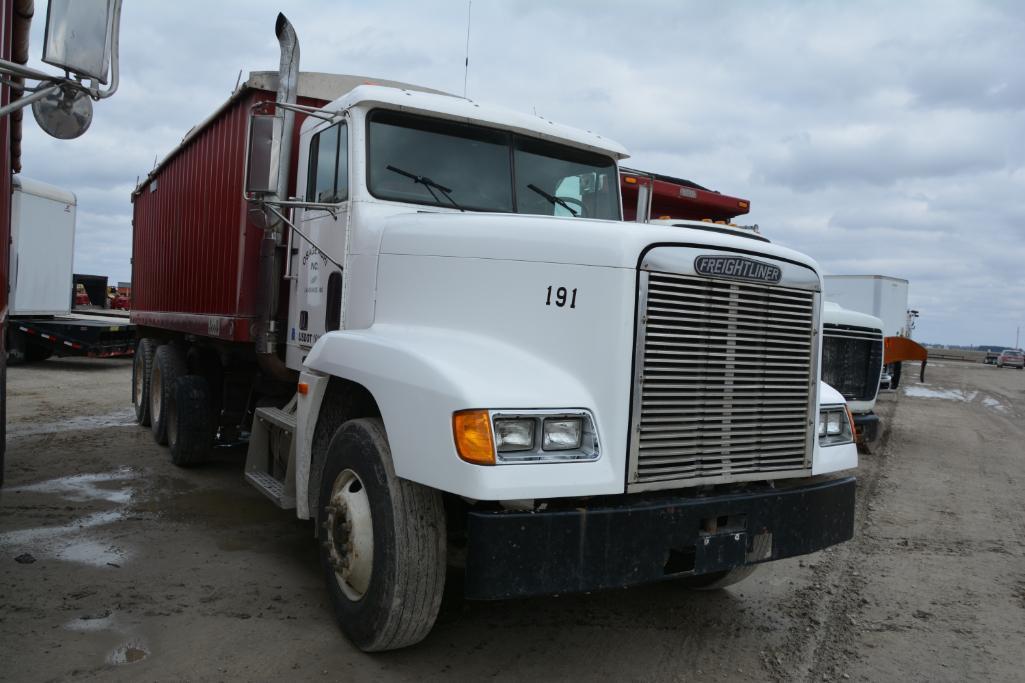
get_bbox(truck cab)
[283,88,624,370]
[822,302,884,443]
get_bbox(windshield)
[367,109,620,220]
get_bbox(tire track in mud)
[764,397,900,682]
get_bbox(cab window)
[513,136,618,220]
[307,122,348,203]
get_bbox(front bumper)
[464,475,856,599]
[853,412,880,443]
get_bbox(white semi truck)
[824,274,927,390]
[821,302,884,443]
[128,15,859,651]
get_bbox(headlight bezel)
[487,409,600,464]
[818,404,855,446]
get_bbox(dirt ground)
[1,357,1024,682]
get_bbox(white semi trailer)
[129,15,859,651]
[824,275,910,338]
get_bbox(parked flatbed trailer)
[5,177,135,364]
[8,314,133,363]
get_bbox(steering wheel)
[556,196,587,217]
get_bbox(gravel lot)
[1,357,1023,681]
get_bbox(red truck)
[620,167,751,223]
[0,0,32,487]
[0,0,123,485]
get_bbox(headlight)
[453,409,600,465]
[818,405,854,446]
[542,418,583,451]
[494,418,535,452]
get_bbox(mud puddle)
[11,468,135,504]
[107,641,150,665]
[7,407,136,439]
[1,469,136,566]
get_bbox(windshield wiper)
[526,183,577,217]
[386,165,465,212]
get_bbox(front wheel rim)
[324,469,374,600]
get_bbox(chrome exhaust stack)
[254,12,299,380]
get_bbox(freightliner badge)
[694,255,782,284]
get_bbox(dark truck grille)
[629,271,816,490]
[822,325,883,402]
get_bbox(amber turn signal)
[297,382,309,395]
[453,410,495,465]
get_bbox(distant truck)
[824,275,927,389]
[5,177,134,364]
[620,171,887,443]
[620,167,751,223]
[127,15,858,651]
[821,302,884,443]
[72,273,110,308]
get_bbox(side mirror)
[245,114,282,196]
[0,0,122,138]
[580,172,596,194]
[42,0,119,85]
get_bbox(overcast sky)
[19,0,1025,346]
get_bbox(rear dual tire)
[146,342,213,466]
[166,375,214,467]
[150,344,186,445]
[132,338,156,426]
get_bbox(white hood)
[378,211,822,272]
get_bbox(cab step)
[244,395,297,509]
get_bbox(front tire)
[149,344,186,445]
[317,418,446,652]
[890,361,903,389]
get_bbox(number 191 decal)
[546,286,577,308]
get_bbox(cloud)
[755,110,1021,190]
[13,0,1025,345]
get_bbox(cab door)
[286,119,349,368]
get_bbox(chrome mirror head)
[42,0,118,84]
[245,114,282,196]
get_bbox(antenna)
[234,69,243,92]
[463,1,472,98]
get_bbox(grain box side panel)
[131,90,328,342]
[131,92,262,341]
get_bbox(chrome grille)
[630,270,817,489]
